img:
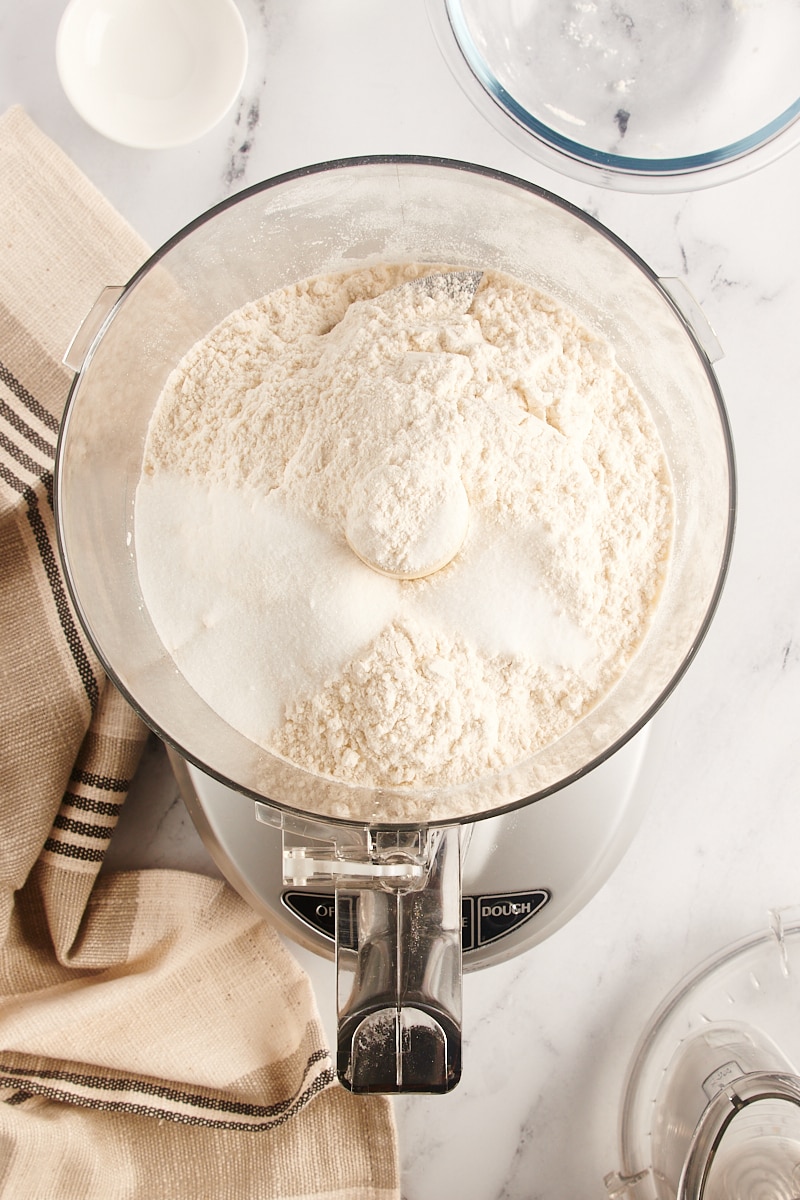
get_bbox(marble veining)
[3,1,800,1196]
[224,96,262,190]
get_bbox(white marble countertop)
[4,3,800,1196]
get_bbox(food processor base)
[171,717,660,972]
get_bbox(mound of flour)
[136,263,673,807]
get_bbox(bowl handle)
[62,284,125,373]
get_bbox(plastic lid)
[610,908,800,1196]
[426,0,800,191]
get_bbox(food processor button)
[476,890,550,947]
[462,896,475,952]
[282,890,343,943]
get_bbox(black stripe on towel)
[0,394,56,459]
[0,358,60,434]
[0,1050,335,1130]
[70,768,132,793]
[0,460,100,712]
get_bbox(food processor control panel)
[172,722,655,975]
[281,887,551,952]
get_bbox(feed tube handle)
[334,825,463,1093]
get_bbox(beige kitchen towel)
[0,105,399,1199]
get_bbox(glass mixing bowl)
[55,156,735,830]
[425,1,800,191]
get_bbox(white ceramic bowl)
[56,0,248,149]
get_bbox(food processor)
[54,157,735,1093]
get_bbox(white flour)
[136,263,673,810]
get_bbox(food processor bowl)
[55,157,735,1091]
[55,156,734,829]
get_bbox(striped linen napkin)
[0,105,399,1199]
